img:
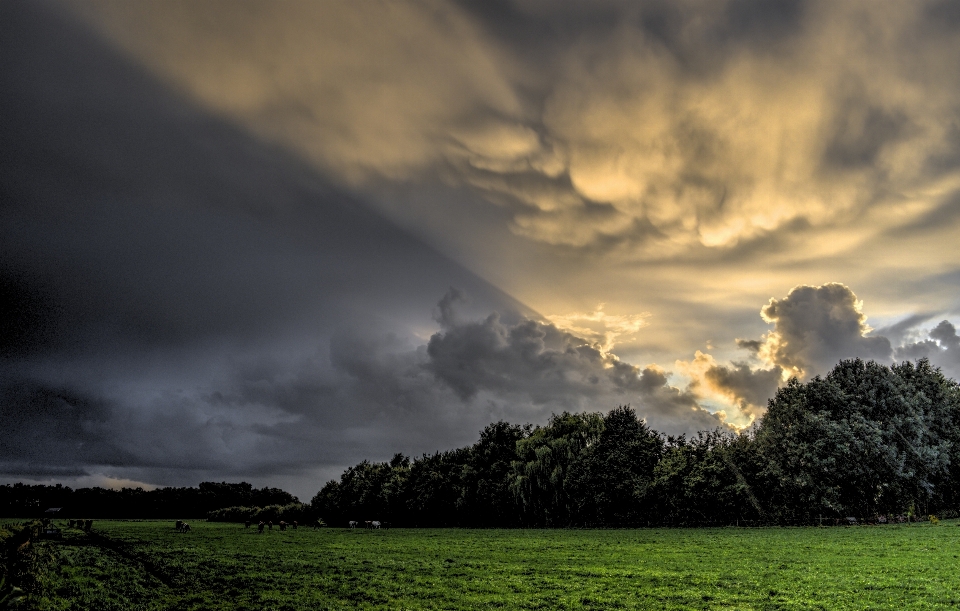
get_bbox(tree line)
[312,359,960,526]
[0,481,297,519]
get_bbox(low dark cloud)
[735,339,763,353]
[703,362,782,413]
[897,320,960,380]
[1,283,732,496]
[0,381,130,476]
[426,289,729,432]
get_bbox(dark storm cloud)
[0,381,130,476]
[425,290,729,432]
[3,0,540,359]
[0,1,530,495]
[703,362,782,413]
[1,1,528,361]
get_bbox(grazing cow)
[279,521,286,531]
[845,517,857,525]
[258,521,265,533]
[364,521,372,529]
[177,522,191,532]
[348,521,358,529]
[371,521,381,529]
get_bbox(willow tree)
[510,411,603,526]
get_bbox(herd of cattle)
[348,520,388,529]
[248,520,299,533]
[66,519,94,531]
[171,519,389,532]
[64,513,926,534]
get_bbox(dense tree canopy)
[313,359,960,526]
[0,481,297,519]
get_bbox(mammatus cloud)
[65,0,524,184]
[67,0,960,260]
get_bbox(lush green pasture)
[14,519,960,610]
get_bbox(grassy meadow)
[11,519,960,610]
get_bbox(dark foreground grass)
[12,519,960,610]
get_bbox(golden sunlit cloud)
[546,304,649,352]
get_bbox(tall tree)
[510,411,603,526]
[566,406,663,526]
[651,430,755,525]
[459,421,530,527]
[757,359,954,522]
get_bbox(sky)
[2,0,960,501]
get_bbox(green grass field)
[12,519,960,610]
